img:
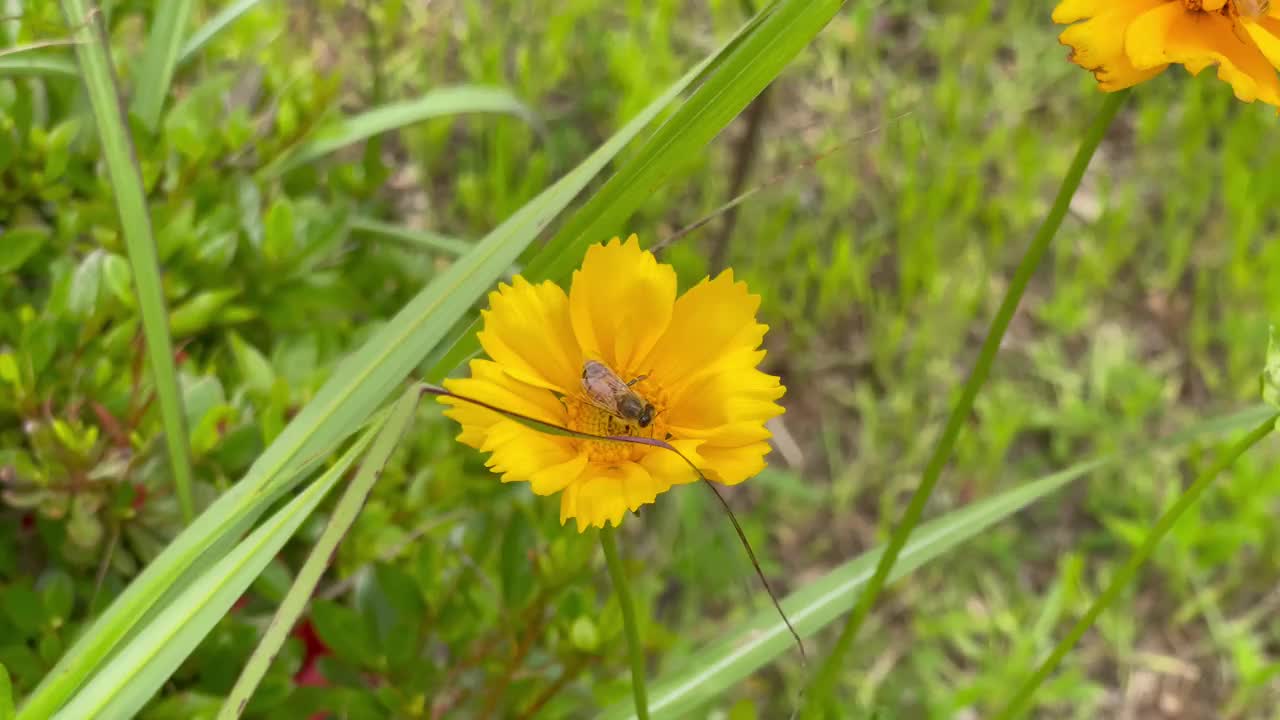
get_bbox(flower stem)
[995,414,1276,719]
[800,88,1131,716]
[600,527,649,720]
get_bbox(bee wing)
[581,364,634,417]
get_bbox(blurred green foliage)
[3,0,1280,718]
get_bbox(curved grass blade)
[59,0,195,521]
[178,0,265,63]
[0,53,78,78]
[131,0,194,131]
[19,34,721,719]
[49,424,379,720]
[216,388,422,720]
[600,404,1278,719]
[429,0,847,379]
[348,215,475,257]
[263,86,535,177]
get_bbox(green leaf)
[169,289,240,337]
[264,86,535,177]
[570,616,601,652]
[262,196,296,264]
[67,250,104,319]
[1,586,42,636]
[0,227,47,272]
[101,253,134,307]
[227,331,276,395]
[1262,325,1280,410]
[131,0,195,131]
[309,600,376,668]
[41,118,81,181]
[500,512,535,607]
[600,404,1279,719]
[39,571,75,627]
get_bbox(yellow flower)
[441,236,785,532]
[1053,0,1280,106]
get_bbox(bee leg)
[626,374,648,387]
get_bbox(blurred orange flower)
[1054,0,1280,106]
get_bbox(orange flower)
[441,237,785,532]
[1054,0,1280,106]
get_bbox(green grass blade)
[600,404,1276,719]
[429,0,845,379]
[348,215,475,257]
[48,426,378,720]
[216,388,422,719]
[263,86,535,177]
[995,414,1278,720]
[59,0,195,520]
[0,53,78,78]
[0,664,12,720]
[19,33,715,718]
[130,0,194,131]
[178,0,264,63]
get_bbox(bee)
[1235,0,1270,18]
[580,360,655,428]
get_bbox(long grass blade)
[0,53,78,78]
[600,404,1277,719]
[130,0,194,131]
[216,387,423,719]
[178,0,265,63]
[263,86,535,177]
[349,215,475,257]
[58,0,195,521]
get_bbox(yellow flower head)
[441,236,785,532]
[1053,0,1280,106]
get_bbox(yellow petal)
[639,438,704,488]
[476,418,580,484]
[572,472,631,530]
[699,441,773,486]
[663,362,785,444]
[569,235,676,377]
[442,359,566,428]
[477,276,582,395]
[1127,2,1280,105]
[1243,16,1280,69]
[641,269,767,397]
[1053,0,1121,24]
[529,451,590,495]
[1057,0,1169,90]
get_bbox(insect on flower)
[1234,0,1271,20]
[580,359,655,429]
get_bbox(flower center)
[563,377,669,464]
